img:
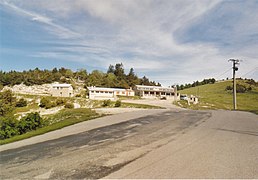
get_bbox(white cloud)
[1,0,258,85]
[1,0,80,39]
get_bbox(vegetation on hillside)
[0,90,46,139]
[176,79,258,114]
[0,108,101,145]
[0,63,160,89]
[0,90,93,141]
[176,78,216,90]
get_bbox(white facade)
[87,87,135,100]
[135,85,177,100]
[51,84,74,97]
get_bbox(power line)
[240,67,258,78]
[215,67,232,80]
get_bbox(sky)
[0,0,258,86]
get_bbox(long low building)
[87,86,135,100]
[134,85,177,99]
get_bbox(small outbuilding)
[51,83,74,97]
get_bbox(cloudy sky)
[0,0,258,86]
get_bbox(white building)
[87,87,135,100]
[51,83,74,97]
[135,85,178,100]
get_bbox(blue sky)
[0,0,257,86]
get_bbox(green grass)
[0,108,102,145]
[117,95,141,100]
[84,100,164,109]
[120,102,164,109]
[14,103,39,114]
[176,80,258,114]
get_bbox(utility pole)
[228,59,241,110]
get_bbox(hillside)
[177,80,258,114]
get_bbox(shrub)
[56,98,66,106]
[75,94,81,97]
[102,99,111,107]
[115,100,121,107]
[225,85,233,91]
[64,102,74,109]
[0,90,16,116]
[39,97,57,109]
[225,84,252,93]
[39,97,51,108]
[0,100,14,116]
[236,84,247,93]
[15,98,27,107]
[0,116,19,140]
[17,112,43,134]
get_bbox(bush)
[39,97,50,108]
[225,85,233,91]
[0,100,14,116]
[15,98,27,107]
[0,116,19,140]
[115,100,121,107]
[64,102,74,109]
[225,84,252,93]
[0,90,16,116]
[102,99,111,107]
[39,97,56,109]
[17,112,43,134]
[236,84,247,93]
[56,98,66,106]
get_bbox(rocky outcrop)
[2,83,52,96]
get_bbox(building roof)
[87,86,133,92]
[135,85,174,92]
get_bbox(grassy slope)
[0,108,102,145]
[177,80,258,114]
[1,99,162,145]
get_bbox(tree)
[75,69,88,81]
[52,68,58,74]
[127,68,138,87]
[107,65,115,74]
[0,90,16,106]
[102,73,118,88]
[141,76,151,86]
[114,63,125,80]
[85,70,104,87]
[65,69,73,78]
[0,90,16,116]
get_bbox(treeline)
[176,78,216,90]
[0,63,160,89]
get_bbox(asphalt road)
[0,109,257,179]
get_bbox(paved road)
[106,110,258,179]
[0,109,257,179]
